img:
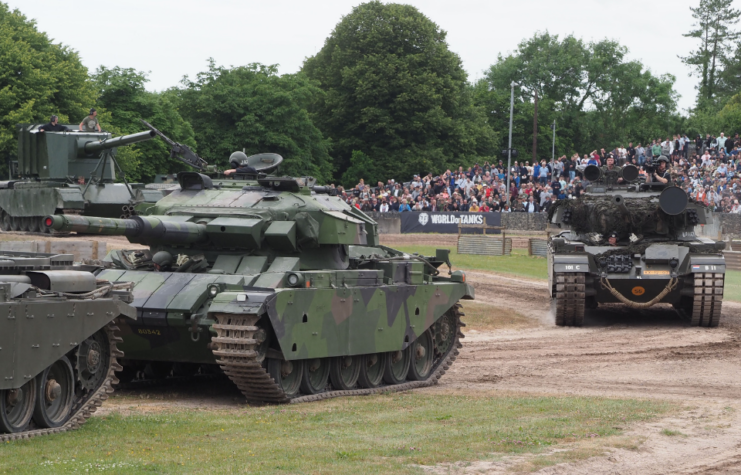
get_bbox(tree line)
[1,1,739,185]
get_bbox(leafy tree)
[680,0,741,108]
[176,61,332,182]
[341,150,381,187]
[91,66,196,181]
[0,2,96,174]
[481,32,679,158]
[302,1,495,182]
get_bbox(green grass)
[722,270,741,302]
[660,429,686,437]
[0,394,672,474]
[394,245,548,280]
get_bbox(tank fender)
[552,254,590,273]
[0,296,133,391]
[689,255,726,274]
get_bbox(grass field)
[394,246,549,280]
[0,394,672,474]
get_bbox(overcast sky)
[7,0,724,114]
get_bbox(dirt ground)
[420,270,741,474]
[30,232,741,473]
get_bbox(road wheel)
[27,217,40,233]
[267,359,304,398]
[407,331,434,381]
[358,353,387,388]
[329,356,361,390]
[0,211,9,232]
[9,216,20,231]
[299,358,329,395]
[0,380,37,433]
[383,347,411,385]
[33,356,75,428]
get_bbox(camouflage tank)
[0,125,160,233]
[0,250,135,440]
[548,162,725,327]
[44,169,474,404]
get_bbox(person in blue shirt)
[398,199,412,212]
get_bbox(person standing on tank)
[38,115,70,132]
[647,156,671,184]
[79,108,101,132]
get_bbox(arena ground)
[15,232,741,474]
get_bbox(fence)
[528,238,548,257]
[456,218,511,256]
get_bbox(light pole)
[550,120,556,169]
[506,81,515,206]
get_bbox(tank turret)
[45,170,474,405]
[15,125,155,181]
[0,126,162,233]
[547,160,725,328]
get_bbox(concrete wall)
[367,211,741,237]
[366,212,548,234]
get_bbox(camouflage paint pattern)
[47,172,473,369]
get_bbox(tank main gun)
[80,130,155,156]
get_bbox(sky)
[6,0,722,114]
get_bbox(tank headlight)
[286,272,304,287]
[208,284,220,298]
[669,258,679,268]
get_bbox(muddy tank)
[44,170,474,404]
[0,250,135,440]
[0,125,161,233]
[547,163,725,327]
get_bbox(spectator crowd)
[333,133,741,214]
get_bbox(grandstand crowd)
[334,133,741,214]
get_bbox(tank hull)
[0,185,164,233]
[548,240,725,326]
[0,252,135,440]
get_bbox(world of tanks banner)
[399,212,501,234]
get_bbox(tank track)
[213,303,465,405]
[0,322,123,442]
[552,272,586,326]
[687,272,724,327]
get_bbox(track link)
[688,272,724,327]
[0,322,123,442]
[552,272,586,326]
[213,304,465,405]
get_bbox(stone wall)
[718,214,741,238]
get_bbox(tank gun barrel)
[82,130,156,154]
[44,214,207,244]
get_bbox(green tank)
[548,162,725,327]
[0,250,135,440]
[44,170,474,404]
[0,125,160,233]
